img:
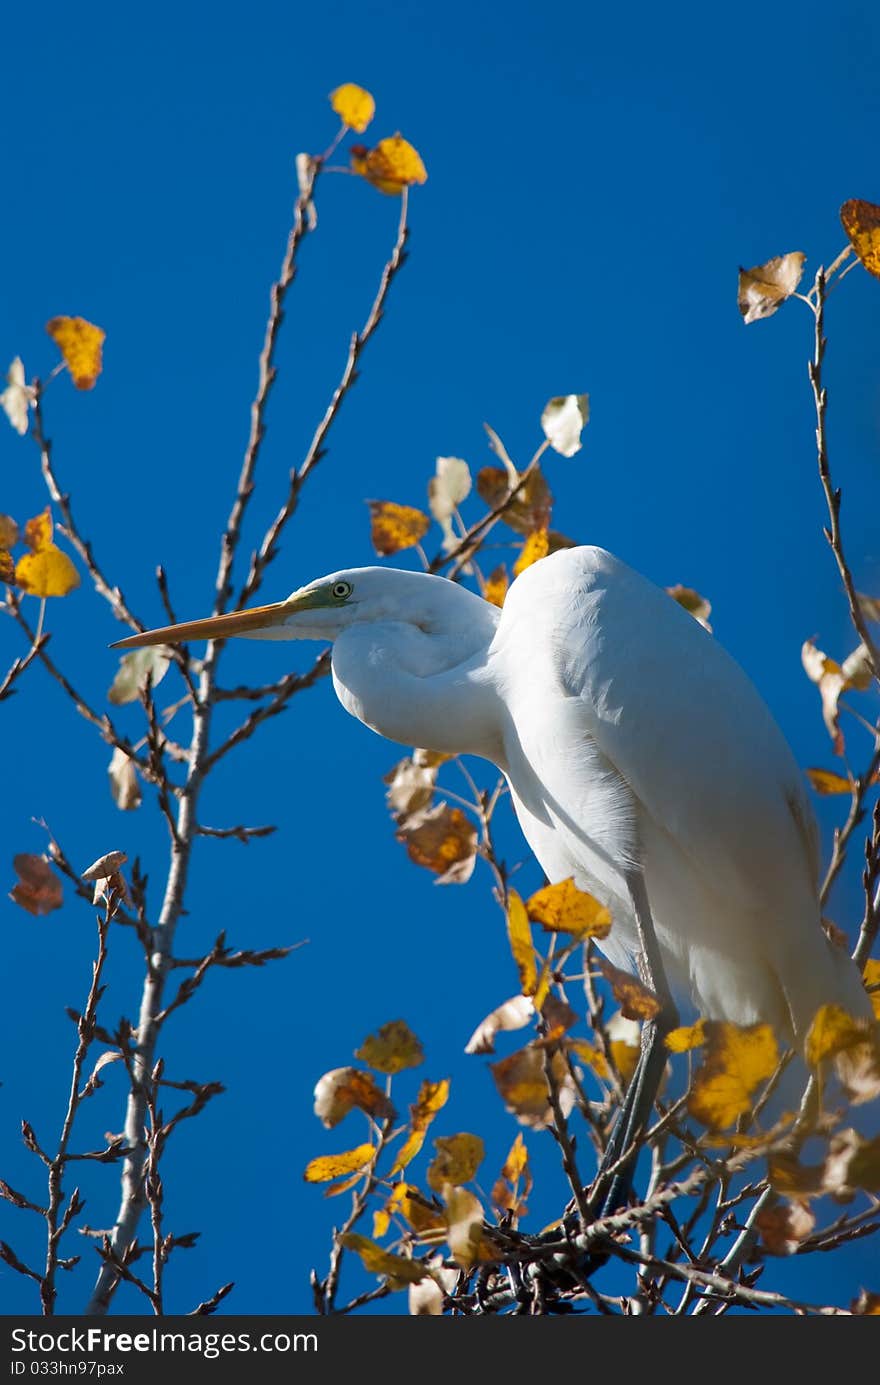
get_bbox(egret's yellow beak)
[110,596,307,650]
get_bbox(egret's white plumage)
[114,545,869,1041]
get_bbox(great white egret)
[114,546,870,1208]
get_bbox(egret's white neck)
[330,605,504,761]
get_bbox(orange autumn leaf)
[396,802,477,884]
[806,768,855,796]
[840,199,880,281]
[46,316,105,389]
[10,854,63,916]
[303,1143,375,1183]
[355,1020,424,1076]
[852,1290,880,1316]
[329,83,375,134]
[687,1021,779,1130]
[483,565,509,608]
[526,877,612,940]
[513,528,550,577]
[490,1044,576,1130]
[351,135,427,195]
[368,500,430,556]
[24,508,53,552]
[0,550,13,585]
[597,958,661,1021]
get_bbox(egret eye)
[331,580,353,601]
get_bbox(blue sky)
[2,0,879,1315]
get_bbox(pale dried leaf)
[464,994,534,1055]
[737,252,806,324]
[540,394,589,457]
[108,747,142,811]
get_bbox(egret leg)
[589,872,678,1217]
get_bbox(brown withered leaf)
[667,584,713,632]
[490,1044,576,1129]
[443,1186,497,1270]
[384,755,438,818]
[313,1066,395,1128]
[737,252,806,324]
[857,592,880,624]
[356,1020,424,1075]
[822,1127,880,1196]
[852,1290,880,1315]
[756,1201,815,1256]
[542,994,578,1035]
[597,958,660,1021]
[427,1133,484,1192]
[303,1143,375,1183]
[396,802,477,884]
[506,890,537,996]
[464,994,534,1055]
[368,500,430,556]
[81,850,128,882]
[0,514,18,548]
[10,854,63,916]
[840,199,880,281]
[483,565,509,609]
[475,466,552,535]
[339,1233,428,1287]
[0,549,14,584]
[568,1037,611,1082]
[687,1021,779,1130]
[526,877,611,940]
[390,1078,450,1174]
[108,747,142,811]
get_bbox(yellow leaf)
[501,1133,529,1184]
[666,584,713,632]
[46,316,105,389]
[483,565,509,608]
[329,82,375,134]
[427,1133,484,1192]
[532,959,553,1015]
[339,1233,428,1287]
[805,1003,872,1067]
[303,1143,375,1183]
[597,958,661,1021]
[506,890,538,996]
[864,960,880,1021]
[609,1039,640,1088]
[840,199,880,281]
[390,1078,450,1175]
[526,877,612,940]
[513,527,550,577]
[806,768,854,796]
[687,1022,779,1130]
[737,252,806,324]
[396,802,477,884]
[368,500,430,556]
[15,544,79,598]
[568,1037,611,1081]
[24,508,53,551]
[356,1020,424,1075]
[666,1018,706,1053]
[351,134,427,195]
